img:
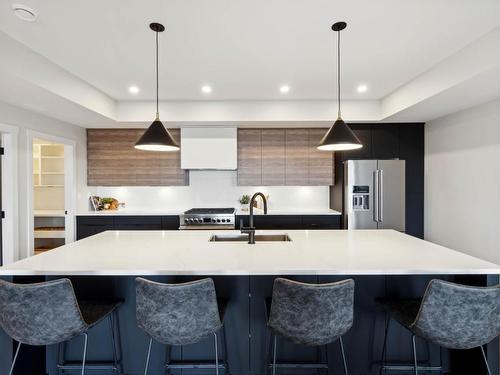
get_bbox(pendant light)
[318,22,362,151]
[135,23,179,152]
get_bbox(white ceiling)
[1,0,500,102]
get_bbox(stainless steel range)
[179,208,236,230]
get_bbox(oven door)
[179,224,235,230]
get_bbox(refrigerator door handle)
[378,169,384,222]
[373,170,379,222]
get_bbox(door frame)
[0,123,18,265]
[26,130,76,256]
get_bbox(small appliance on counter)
[89,196,124,211]
[179,208,236,230]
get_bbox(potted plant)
[238,194,251,211]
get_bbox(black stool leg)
[411,335,418,375]
[272,335,277,375]
[480,345,492,375]
[222,326,230,375]
[165,345,172,375]
[109,312,121,374]
[379,315,390,375]
[81,333,88,375]
[214,332,220,375]
[339,336,349,375]
[143,337,153,375]
[8,341,21,375]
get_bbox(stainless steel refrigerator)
[344,159,405,231]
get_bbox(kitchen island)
[1,229,499,374]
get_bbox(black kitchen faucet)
[240,192,268,244]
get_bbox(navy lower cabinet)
[76,215,180,240]
[236,214,341,230]
[114,215,163,230]
[76,216,114,240]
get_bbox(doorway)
[28,132,76,256]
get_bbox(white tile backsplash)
[84,170,330,212]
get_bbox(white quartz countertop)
[235,209,341,215]
[77,209,185,216]
[1,230,499,276]
[77,209,341,216]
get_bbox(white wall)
[86,170,330,212]
[0,101,87,261]
[425,97,500,264]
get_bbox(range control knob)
[221,219,226,223]
[216,219,221,223]
[184,218,189,223]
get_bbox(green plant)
[100,197,115,204]
[238,194,250,205]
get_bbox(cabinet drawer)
[76,216,114,240]
[162,216,180,230]
[114,216,163,230]
[301,215,341,229]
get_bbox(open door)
[31,137,75,255]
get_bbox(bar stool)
[0,278,123,375]
[378,279,500,375]
[136,277,229,375]
[265,277,355,375]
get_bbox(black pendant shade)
[135,119,179,151]
[318,21,363,152]
[135,22,179,152]
[317,118,362,151]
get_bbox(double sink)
[209,233,292,242]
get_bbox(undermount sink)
[209,233,292,242]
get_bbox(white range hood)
[180,127,237,170]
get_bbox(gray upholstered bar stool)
[136,277,229,375]
[379,279,500,375]
[266,278,355,375]
[0,278,123,375]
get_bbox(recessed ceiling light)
[12,4,37,22]
[280,85,290,94]
[201,85,212,94]
[357,84,368,93]
[128,85,140,94]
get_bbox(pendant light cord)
[155,30,159,119]
[337,29,341,119]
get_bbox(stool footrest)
[268,362,328,369]
[382,363,442,372]
[58,360,119,370]
[166,361,227,369]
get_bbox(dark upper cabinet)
[342,125,372,160]
[371,124,400,159]
[399,124,424,193]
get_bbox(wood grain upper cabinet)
[285,129,309,185]
[237,129,262,185]
[308,129,334,185]
[87,129,188,186]
[237,128,334,186]
[261,129,285,185]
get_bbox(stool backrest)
[136,277,222,346]
[0,279,87,346]
[268,278,354,346]
[413,279,500,349]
